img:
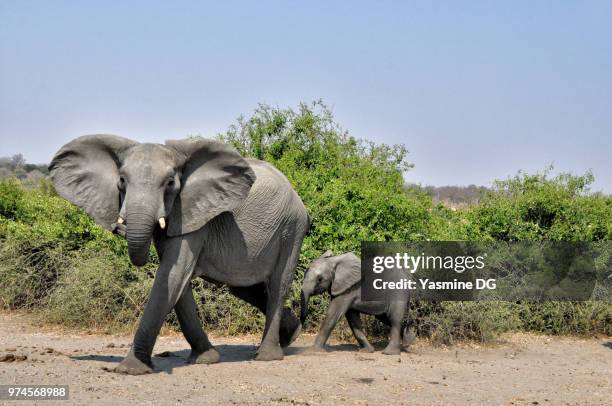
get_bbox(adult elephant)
[49,135,309,374]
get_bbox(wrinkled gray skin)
[300,251,412,355]
[49,135,309,374]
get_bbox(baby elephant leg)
[345,310,374,353]
[311,297,352,351]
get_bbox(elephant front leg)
[114,235,204,375]
[309,297,352,352]
[175,286,220,365]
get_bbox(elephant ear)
[48,134,137,231]
[331,252,362,296]
[320,250,334,258]
[165,138,256,236]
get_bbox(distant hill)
[408,183,489,208]
[0,154,49,182]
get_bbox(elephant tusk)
[158,217,166,229]
[117,217,124,224]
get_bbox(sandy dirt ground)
[0,312,610,405]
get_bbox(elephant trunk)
[126,212,155,267]
[300,290,310,325]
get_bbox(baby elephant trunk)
[300,290,310,325]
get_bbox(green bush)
[516,301,611,336]
[43,249,153,331]
[424,302,521,344]
[0,102,610,343]
[469,168,611,241]
[220,101,434,252]
[0,179,158,331]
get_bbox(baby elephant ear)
[331,253,361,296]
[321,250,334,258]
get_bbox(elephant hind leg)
[382,301,405,355]
[175,286,219,364]
[229,285,301,348]
[255,237,302,361]
[401,324,416,349]
[279,308,301,347]
[346,310,374,353]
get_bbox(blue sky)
[1,1,611,191]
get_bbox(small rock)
[0,353,15,362]
[0,353,26,362]
[106,343,116,348]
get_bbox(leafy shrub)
[220,101,433,252]
[516,301,611,336]
[0,179,159,329]
[423,302,521,344]
[43,249,153,331]
[469,168,611,241]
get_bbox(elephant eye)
[166,177,175,189]
[117,176,126,191]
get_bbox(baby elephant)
[300,251,412,355]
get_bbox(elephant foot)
[359,345,375,353]
[255,343,284,361]
[113,353,153,375]
[382,344,401,355]
[188,348,220,365]
[279,308,302,348]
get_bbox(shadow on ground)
[71,344,263,374]
[70,342,368,373]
